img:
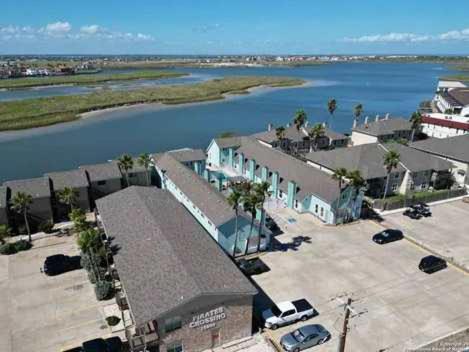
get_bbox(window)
[295,200,298,208]
[167,342,183,352]
[392,183,398,191]
[320,207,324,217]
[164,317,182,333]
[282,310,295,317]
[421,183,427,189]
[97,180,106,186]
[394,173,399,179]
[315,204,318,213]
[129,172,136,178]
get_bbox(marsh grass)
[0,76,304,131]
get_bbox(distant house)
[422,83,469,138]
[305,143,454,198]
[351,116,412,146]
[252,123,348,153]
[79,162,122,204]
[0,186,8,226]
[46,169,90,220]
[207,137,363,225]
[410,134,469,187]
[96,187,257,352]
[153,150,270,256]
[3,177,53,229]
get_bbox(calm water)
[0,63,452,182]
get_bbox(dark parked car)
[82,337,123,352]
[403,209,422,220]
[265,216,280,232]
[63,337,123,352]
[43,254,81,276]
[411,203,432,217]
[372,229,404,244]
[238,258,270,276]
[419,255,447,274]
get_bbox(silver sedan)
[280,324,330,352]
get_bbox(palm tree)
[348,170,366,200]
[327,98,337,128]
[332,168,348,194]
[227,184,243,256]
[77,227,102,254]
[253,181,271,250]
[308,123,325,151]
[293,109,307,131]
[383,150,400,201]
[11,192,33,242]
[57,187,79,214]
[353,103,363,128]
[117,154,134,187]
[137,153,152,186]
[275,126,286,142]
[409,111,422,142]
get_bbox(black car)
[419,255,447,274]
[265,217,280,232]
[43,254,81,276]
[238,258,270,276]
[411,203,432,217]
[372,229,404,244]
[82,337,123,352]
[403,209,422,220]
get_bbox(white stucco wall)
[351,131,378,146]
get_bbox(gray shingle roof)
[0,186,7,209]
[353,117,412,136]
[80,161,122,182]
[96,187,256,326]
[306,143,452,180]
[410,135,469,163]
[3,177,51,198]
[167,148,206,162]
[46,169,89,190]
[252,126,306,144]
[214,136,242,149]
[383,143,453,173]
[153,153,236,226]
[253,125,347,145]
[447,88,469,106]
[236,137,341,202]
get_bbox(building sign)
[189,307,226,331]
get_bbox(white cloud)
[344,28,469,43]
[80,24,102,35]
[44,21,71,34]
[0,22,154,42]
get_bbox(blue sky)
[1,0,469,55]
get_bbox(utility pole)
[337,297,352,352]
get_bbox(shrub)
[14,240,32,252]
[0,224,12,244]
[38,220,54,234]
[106,316,121,326]
[70,208,89,232]
[80,252,93,272]
[0,243,18,255]
[95,280,114,301]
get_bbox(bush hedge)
[38,220,55,234]
[106,316,121,326]
[0,243,18,255]
[95,280,114,301]
[0,240,33,255]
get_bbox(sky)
[1,0,469,55]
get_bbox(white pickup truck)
[262,299,317,329]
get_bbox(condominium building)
[96,187,257,352]
[207,136,363,225]
[351,116,412,146]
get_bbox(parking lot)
[0,235,114,352]
[383,200,469,271]
[253,208,469,351]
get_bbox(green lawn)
[0,70,187,89]
[0,76,305,131]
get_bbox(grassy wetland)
[0,76,305,131]
[0,70,187,89]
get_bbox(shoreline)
[78,80,312,120]
[0,80,311,141]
